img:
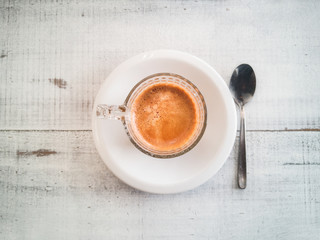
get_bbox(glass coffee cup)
[96,73,207,158]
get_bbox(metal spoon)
[229,64,256,189]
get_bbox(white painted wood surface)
[0,0,319,239]
[1,131,319,239]
[0,0,319,130]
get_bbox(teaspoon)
[229,64,256,189]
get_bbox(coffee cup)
[96,73,207,158]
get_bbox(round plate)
[92,50,236,194]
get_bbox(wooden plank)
[0,0,320,130]
[0,130,319,239]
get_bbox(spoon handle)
[238,105,247,189]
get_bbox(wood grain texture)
[0,0,319,130]
[1,0,320,239]
[0,131,319,239]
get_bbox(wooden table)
[1,0,319,239]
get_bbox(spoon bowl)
[230,64,256,106]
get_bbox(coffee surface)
[131,83,198,151]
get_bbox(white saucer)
[92,50,236,194]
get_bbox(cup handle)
[96,104,128,121]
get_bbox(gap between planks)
[0,129,319,132]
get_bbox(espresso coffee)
[131,83,199,151]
